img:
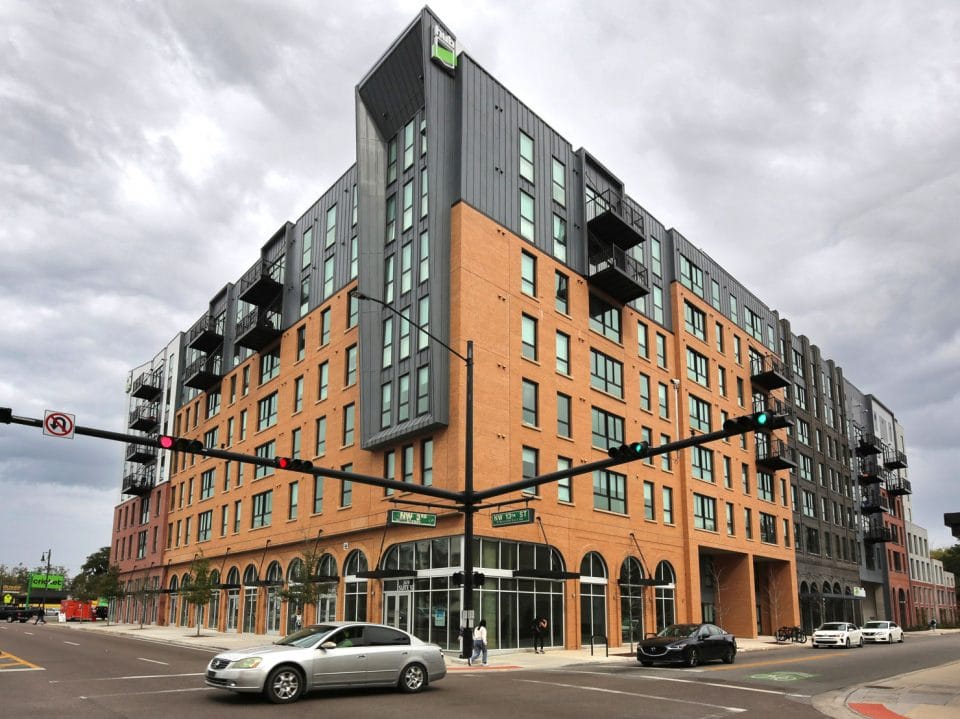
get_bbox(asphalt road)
[2,622,957,719]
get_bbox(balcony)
[585,187,645,250]
[121,470,154,497]
[886,476,912,496]
[125,442,157,464]
[860,486,888,514]
[238,257,284,306]
[756,438,797,471]
[855,431,883,457]
[128,404,160,432]
[587,240,649,304]
[883,449,908,470]
[184,355,223,391]
[863,525,893,544]
[130,369,162,400]
[750,354,790,392]
[187,314,225,353]
[235,307,281,351]
[857,457,888,485]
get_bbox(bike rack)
[589,634,609,657]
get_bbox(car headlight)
[666,643,686,650]
[230,657,263,669]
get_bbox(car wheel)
[399,663,428,693]
[685,648,700,668]
[722,647,736,664]
[845,637,851,648]
[264,666,304,704]
[898,633,904,644]
[640,661,653,667]
[858,636,864,648]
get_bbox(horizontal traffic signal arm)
[1,409,460,503]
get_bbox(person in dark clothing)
[532,616,547,653]
[34,607,46,624]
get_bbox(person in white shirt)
[469,618,488,666]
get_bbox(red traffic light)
[158,435,204,452]
[274,457,314,472]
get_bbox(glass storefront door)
[384,590,412,633]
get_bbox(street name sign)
[491,508,535,527]
[387,510,437,527]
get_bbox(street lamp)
[40,549,52,618]
[351,290,476,657]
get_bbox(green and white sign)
[387,510,437,527]
[30,573,64,591]
[491,508,535,527]
[431,24,457,71]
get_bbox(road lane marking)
[49,672,204,683]
[561,670,810,698]
[708,653,839,671]
[81,688,213,700]
[63,641,80,646]
[0,650,44,671]
[137,657,169,665]
[518,678,746,713]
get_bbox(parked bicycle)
[775,625,807,643]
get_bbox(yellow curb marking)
[708,653,840,671]
[0,650,43,670]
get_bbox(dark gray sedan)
[205,621,447,703]
[637,623,737,667]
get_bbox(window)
[257,392,278,430]
[416,366,429,415]
[802,489,815,517]
[521,251,536,296]
[519,131,534,182]
[313,476,323,514]
[317,361,329,401]
[660,434,672,471]
[420,168,428,218]
[637,321,648,358]
[679,255,704,297]
[260,349,280,383]
[551,157,565,205]
[301,226,313,269]
[522,379,539,426]
[402,445,414,484]
[345,344,358,386]
[715,323,724,353]
[385,194,397,243]
[744,508,753,540]
[400,241,413,294]
[288,481,299,520]
[521,314,538,360]
[520,190,535,240]
[198,510,212,542]
[293,376,304,413]
[552,214,567,262]
[419,230,429,281]
[591,407,624,451]
[555,271,569,313]
[397,374,410,422]
[233,500,241,533]
[421,439,433,486]
[711,279,721,310]
[652,285,664,323]
[418,295,430,351]
[556,332,570,374]
[320,307,331,346]
[590,349,623,398]
[342,403,355,446]
[662,487,674,523]
[200,469,215,500]
[380,382,392,429]
[694,494,717,531]
[639,373,651,411]
[252,490,273,528]
[382,317,393,368]
[403,119,415,169]
[688,395,712,432]
[593,469,626,513]
[691,446,713,482]
[557,457,572,502]
[349,235,358,279]
[522,446,539,496]
[686,348,709,386]
[254,440,276,479]
[726,503,735,535]
[758,472,774,502]
[383,451,396,496]
[684,302,706,340]
[296,327,306,361]
[322,255,335,299]
[340,466,353,506]
[658,383,669,419]
[402,180,414,232]
[760,512,777,544]
[589,295,621,343]
[557,393,572,438]
[386,137,397,183]
[643,481,655,520]
[655,333,667,368]
[325,204,337,247]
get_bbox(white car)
[811,622,863,648]
[861,620,904,643]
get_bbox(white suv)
[811,622,863,648]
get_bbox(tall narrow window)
[402,180,414,232]
[521,314,538,360]
[522,379,539,426]
[419,230,429,282]
[519,131,534,182]
[556,331,570,374]
[557,393,572,438]
[521,251,536,296]
[555,271,569,314]
[325,204,337,247]
[420,168,428,218]
[551,157,565,205]
[403,119,415,170]
[385,194,396,244]
[520,191,535,241]
[552,214,566,262]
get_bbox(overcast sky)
[2,0,958,577]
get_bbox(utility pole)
[40,549,52,617]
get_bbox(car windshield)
[275,624,338,647]
[656,624,701,638]
[818,623,847,631]
[864,622,888,629]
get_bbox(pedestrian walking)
[34,607,46,624]
[929,617,938,632]
[469,618,488,666]
[294,612,303,630]
[532,616,548,653]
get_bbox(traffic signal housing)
[451,571,485,587]
[157,435,204,453]
[723,410,791,434]
[607,441,650,461]
[275,457,314,472]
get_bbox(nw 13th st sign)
[491,508,535,527]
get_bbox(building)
[107,7,944,646]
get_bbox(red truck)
[60,600,96,621]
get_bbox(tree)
[181,555,215,637]
[96,565,123,625]
[764,565,787,637]
[281,538,334,628]
[71,547,111,602]
[703,558,728,629]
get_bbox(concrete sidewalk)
[47,621,960,719]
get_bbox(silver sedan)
[205,621,447,703]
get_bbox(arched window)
[800,581,809,594]
[225,567,241,632]
[179,572,192,627]
[315,553,339,623]
[242,564,259,633]
[265,561,283,634]
[619,557,645,642]
[344,550,368,621]
[654,560,676,631]
[207,569,221,629]
[168,575,179,625]
[579,552,607,644]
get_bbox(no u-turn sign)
[43,410,76,439]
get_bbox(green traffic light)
[755,412,769,426]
